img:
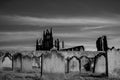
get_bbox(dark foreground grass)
[0,71,120,80]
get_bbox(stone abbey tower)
[36,28,60,51]
[36,28,85,51]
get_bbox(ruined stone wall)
[0,50,110,75]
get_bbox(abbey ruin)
[0,28,120,78]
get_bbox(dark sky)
[0,0,120,50]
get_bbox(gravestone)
[22,55,33,72]
[69,57,79,72]
[80,56,89,73]
[13,53,22,71]
[43,48,65,73]
[95,55,106,74]
[2,53,12,70]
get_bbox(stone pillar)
[21,56,22,71]
[66,58,70,73]
[93,57,96,73]
[12,56,14,70]
[79,60,81,72]
[105,52,108,77]
[62,41,64,49]
[41,54,43,76]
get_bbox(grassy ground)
[65,72,120,80]
[0,71,120,80]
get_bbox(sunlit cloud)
[0,46,35,50]
[1,15,120,26]
[0,14,120,50]
[54,30,117,38]
[81,25,108,30]
[0,31,41,42]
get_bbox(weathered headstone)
[2,53,12,70]
[22,55,33,72]
[13,53,22,72]
[69,57,79,72]
[95,55,106,74]
[43,48,65,73]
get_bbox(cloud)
[81,25,108,30]
[0,31,42,42]
[0,46,35,50]
[1,14,120,50]
[54,30,117,39]
[1,15,120,26]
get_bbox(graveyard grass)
[0,71,120,80]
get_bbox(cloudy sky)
[0,0,120,51]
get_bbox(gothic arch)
[69,56,79,61]
[13,53,22,60]
[2,52,12,62]
[94,52,105,60]
[80,56,90,61]
[69,56,80,72]
[66,56,80,73]
[2,52,12,70]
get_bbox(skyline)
[0,0,120,51]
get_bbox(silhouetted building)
[54,39,60,50]
[36,28,85,51]
[96,35,108,51]
[60,45,85,51]
[36,28,54,51]
[62,41,64,49]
